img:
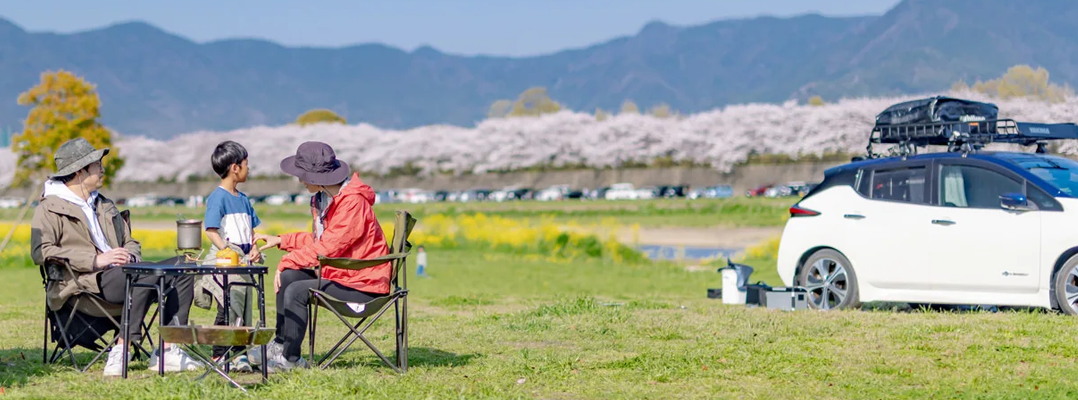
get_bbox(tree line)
[486,86,680,120]
[9,64,1073,188]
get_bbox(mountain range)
[1,0,1077,139]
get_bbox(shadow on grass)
[1,340,157,389]
[862,301,1054,314]
[318,347,481,370]
[0,347,62,388]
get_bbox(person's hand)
[255,233,281,252]
[247,246,263,265]
[274,268,282,294]
[94,248,131,269]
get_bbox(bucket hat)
[280,141,351,186]
[50,138,109,178]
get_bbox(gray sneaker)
[267,354,309,373]
[248,342,308,373]
[247,342,280,369]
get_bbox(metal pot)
[176,218,203,250]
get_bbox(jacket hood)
[42,179,98,208]
[39,186,117,219]
[338,173,375,205]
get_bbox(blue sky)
[0,0,901,56]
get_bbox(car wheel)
[797,249,861,310]
[1052,254,1078,315]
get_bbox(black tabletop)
[121,257,267,276]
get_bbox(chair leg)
[309,297,318,364]
[143,306,159,350]
[133,319,156,360]
[74,314,122,372]
[83,296,152,361]
[81,334,119,373]
[52,312,81,371]
[42,308,50,364]
[116,309,156,361]
[394,299,403,371]
[320,301,400,372]
[317,318,364,367]
[401,295,408,372]
[49,346,64,365]
[46,312,62,365]
[351,331,399,374]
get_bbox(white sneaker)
[147,346,204,372]
[102,347,131,377]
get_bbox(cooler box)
[764,287,809,311]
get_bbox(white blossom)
[1,90,1077,185]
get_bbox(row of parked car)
[107,181,817,208]
[376,183,740,204]
[745,182,818,198]
[117,192,315,208]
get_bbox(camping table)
[119,258,268,382]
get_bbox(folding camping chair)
[41,258,156,372]
[307,210,416,372]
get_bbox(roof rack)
[864,118,1078,158]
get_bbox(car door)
[921,159,1041,293]
[842,160,936,290]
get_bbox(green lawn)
[379,197,796,228]
[2,246,1077,399]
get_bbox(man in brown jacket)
[31,138,201,376]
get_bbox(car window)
[1026,182,1063,212]
[1016,155,1078,196]
[939,164,1022,209]
[869,166,926,203]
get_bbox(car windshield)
[1019,155,1078,196]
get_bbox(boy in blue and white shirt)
[201,140,262,370]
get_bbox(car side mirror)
[1000,192,1034,212]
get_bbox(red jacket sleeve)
[279,232,313,252]
[277,197,364,271]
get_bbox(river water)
[637,244,742,261]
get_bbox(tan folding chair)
[40,258,156,372]
[307,210,416,372]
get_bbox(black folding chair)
[41,258,156,372]
[307,210,416,372]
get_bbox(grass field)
[0,197,796,229]
[1,198,1076,398]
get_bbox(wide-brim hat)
[50,138,109,178]
[280,141,351,186]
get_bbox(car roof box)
[875,96,998,127]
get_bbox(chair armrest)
[317,253,408,271]
[42,256,100,292]
[42,256,72,282]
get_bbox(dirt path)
[561,225,781,248]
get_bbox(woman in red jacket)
[252,141,391,372]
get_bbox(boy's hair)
[211,141,249,179]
